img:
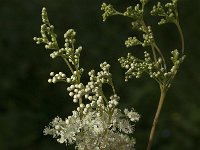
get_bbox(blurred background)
[0,0,199,149]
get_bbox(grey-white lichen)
[34,7,140,150]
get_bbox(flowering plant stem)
[101,1,186,148]
[147,85,167,150]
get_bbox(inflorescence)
[34,0,185,149]
[101,0,185,149]
[101,0,185,90]
[34,7,140,150]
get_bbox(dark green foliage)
[0,0,200,149]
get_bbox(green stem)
[62,57,74,74]
[147,85,167,150]
[72,43,81,83]
[140,18,166,69]
[151,45,157,62]
[101,90,108,104]
[175,21,185,55]
[153,43,166,69]
[109,80,116,94]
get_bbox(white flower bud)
[61,74,66,78]
[69,92,74,97]
[76,94,81,99]
[73,98,78,103]
[55,125,60,130]
[86,104,91,108]
[65,119,69,124]
[113,100,118,106]
[48,79,52,83]
[77,107,80,111]
[109,104,113,108]
[85,94,89,99]
[80,103,85,108]
[50,72,54,76]
[66,78,71,83]
[52,77,56,83]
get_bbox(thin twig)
[147,85,167,150]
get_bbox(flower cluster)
[101,0,185,90]
[118,50,185,87]
[44,108,140,150]
[151,0,179,25]
[101,3,117,22]
[125,37,142,47]
[123,5,143,19]
[33,8,58,50]
[34,8,82,78]
[48,72,66,83]
[34,7,140,150]
[125,26,154,48]
[45,60,140,150]
[101,1,156,50]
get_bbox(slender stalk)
[147,85,167,150]
[62,57,74,74]
[153,43,167,69]
[175,21,185,55]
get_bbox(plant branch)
[153,43,166,69]
[175,21,185,55]
[147,85,167,150]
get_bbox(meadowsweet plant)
[34,7,140,150]
[101,0,185,149]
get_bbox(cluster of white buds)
[100,1,185,150]
[118,52,154,80]
[35,7,140,150]
[33,8,58,50]
[98,62,112,83]
[67,83,85,103]
[108,94,120,108]
[34,7,83,74]
[124,4,143,19]
[64,29,76,45]
[125,26,154,48]
[50,50,60,58]
[101,3,117,22]
[170,49,185,74]
[65,62,114,107]
[151,2,165,16]
[65,69,84,84]
[102,0,185,93]
[119,49,185,87]
[142,26,154,47]
[125,37,142,47]
[151,0,178,25]
[48,72,66,83]
[63,29,82,65]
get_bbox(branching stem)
[147,85,167,150]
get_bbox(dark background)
[0,0,199,150]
